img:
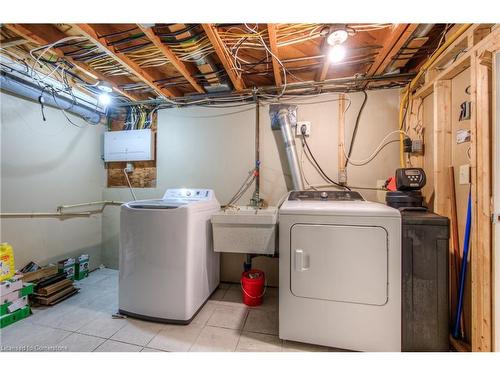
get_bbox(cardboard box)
[1,283,34,304]
[0,278,23,296]
[0,305,30,329]
[75,254,90,281]
[0,295,28,315]
[58,258,75,280]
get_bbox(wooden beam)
[364,24,409,80]
[413,26,498,99]
[315,37,330,82]
[432,80,452,218]
[0,36,28,48]
[470,50,493,352]
[201,24,245,91]
[73,24,178,98]
[266,24,282,87]
[137,25,204,94]
[3,24,140,101]
[374,24,419,76]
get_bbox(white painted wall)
[0,92,106,270]
[101,89,402,284]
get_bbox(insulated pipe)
[1,201,124,219]
[270,104,304,191]
[0,71,101,125]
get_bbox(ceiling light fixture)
[327,29,349,46]
[328,44,346,63]
[99,92,111,107]
[97,81,113,93]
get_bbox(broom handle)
[448,166,465,337]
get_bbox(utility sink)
[211,206,278,255]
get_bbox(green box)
[19,282,34,297]
[0,302,8,315]
[0,305,31,329]
[58,258,75,280]
[0,295,28,315]
[75,254,90,281]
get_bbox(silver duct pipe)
[0,71,101,124]
[269,104,304,191]
[385,24,435,75]
[414,24,435,38]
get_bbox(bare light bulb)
[328,44,346,63]
[99,92,111,106]
[327,29,348,46]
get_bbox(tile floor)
[0,268,336,352]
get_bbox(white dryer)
[119,188,220,324]
[279,190,402,351]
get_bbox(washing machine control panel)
[163,189,213,200]
[288,191,364,201]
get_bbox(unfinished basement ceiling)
[0,23,453,103]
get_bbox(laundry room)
[1,3,500,374]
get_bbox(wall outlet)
[125,162,134,173]
[296,121,311,136]
[459,164,470,185]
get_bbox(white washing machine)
[279,190,402,351]
[119,188,220,324]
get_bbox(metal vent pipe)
[269,104,303,191]
[0,71,101,124]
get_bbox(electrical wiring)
[344,90,368,168]
[301,133,350,191]
[343,130,409,166]
[123,168,138,200]
[243,23,288,99]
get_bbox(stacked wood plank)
[22,266,78,306]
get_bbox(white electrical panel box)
[104,129,154,162]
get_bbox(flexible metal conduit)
[269,104,304,191]
[0,71,101,125]
[0,201,124,219]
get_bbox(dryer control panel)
[288,191,364,201]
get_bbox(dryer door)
[290,224,388,306]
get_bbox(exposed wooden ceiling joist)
[137,25,204,94]
[372,24,420,76]
[1,36,28,48]
[201,24,245,91]
[73,24,178,98]
[3,23,140,101]
[267,24,283,87]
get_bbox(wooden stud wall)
[470,50,493,352]
[410,25,499,351]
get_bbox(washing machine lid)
[126,199,187,209]
[124,189,218,209]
